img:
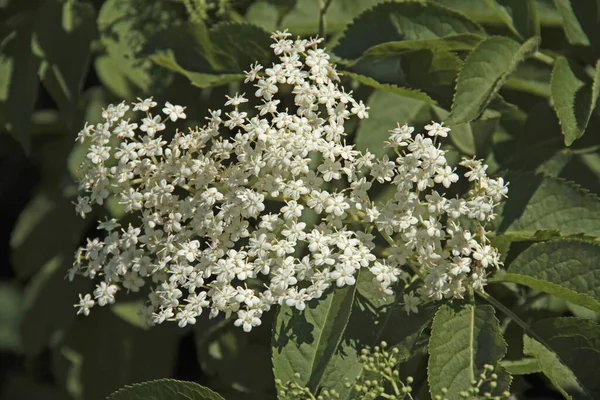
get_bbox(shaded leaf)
[448,36,540,124]
[107,379,224,400]
[524,317,600,399]
[272,285,355,392]
[428,304,508,398]
[496,171,600,238]
[319,275,438,397]
[20,255,92,357]
[352,33,484,62]
[209,22,273,71]
[64,308,180,400]
[550,57,600,146]
[10,189,87,280]
[95,0,181,99]
[150,51,243,88]
[553,0,589,46]
[571,0,600,58]
[500,240,600,312]
[0,23,41,152]
[333,1,484,61]
[0,282,23,351]
[342,71,436,104]
[484,0,539,39]
[499,358,542,375]
[33,0,96,124]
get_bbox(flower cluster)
[70,30,507,331]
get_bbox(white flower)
[133,97,157,112]
[162,102,187,121]
[403,291,420,315]
[70,29,507,332]
[75,294,95,316]
[424,121,450,138]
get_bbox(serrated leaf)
[499,358,542,375]
[448,36,540,124]
[500,240,600,312]
[333,1,484,61]
[319,275,438,397]
[107,379,224,400]
[33,0,96,124]
[550,57,600,146]
[497,171,600,238]
[554,0,590,46]
[428,304,508,398]
[524,317,600,399]
[150,51,243,88]
[354,90,428,158]
[209,22,274,71]
[483,0,539,39]
[342,71,436,104]
[246,0,387,36]
[352,33,484,62]
[272,285,356,393]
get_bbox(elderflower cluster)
[70,30,507,331]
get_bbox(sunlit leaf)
[333,1,484,61]
[550,57,600,146]
[107,379,224,400]
[272,285,355,392]
[448,36,540,124]
[428,304,509,398]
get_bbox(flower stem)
[318,0,334,38]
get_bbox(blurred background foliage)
[1,0,600,399]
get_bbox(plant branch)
[318,0,334,38]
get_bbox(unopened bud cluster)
[70,30,507,331]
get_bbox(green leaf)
[500,240,600,312]
[428,304,509,398]
[107,379,224,400]
[150,51,243,88]
[10,189,87,280]
[333,1,484,61]
[343,71,437,104]
[95,0,181,99]
[246,0,388,36]
[63,308,180,400]
[354,90,429,158]
[499,358,542,375]
[209,22,273,71]
[0,23,41,153]
[433,107,500,156]
[318,275,438,397]
[553,0,590,46]
[524,317,600,399]
[20,255,92,357]
[272,285,356,393]
[448,36,540,124]
[33,0,96,124]
[352,33,484,62]
[571,0,600,58]
[496,171,600,238]
[550,57,600,146]
[483,0,539,39]
[0,282,23,351]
